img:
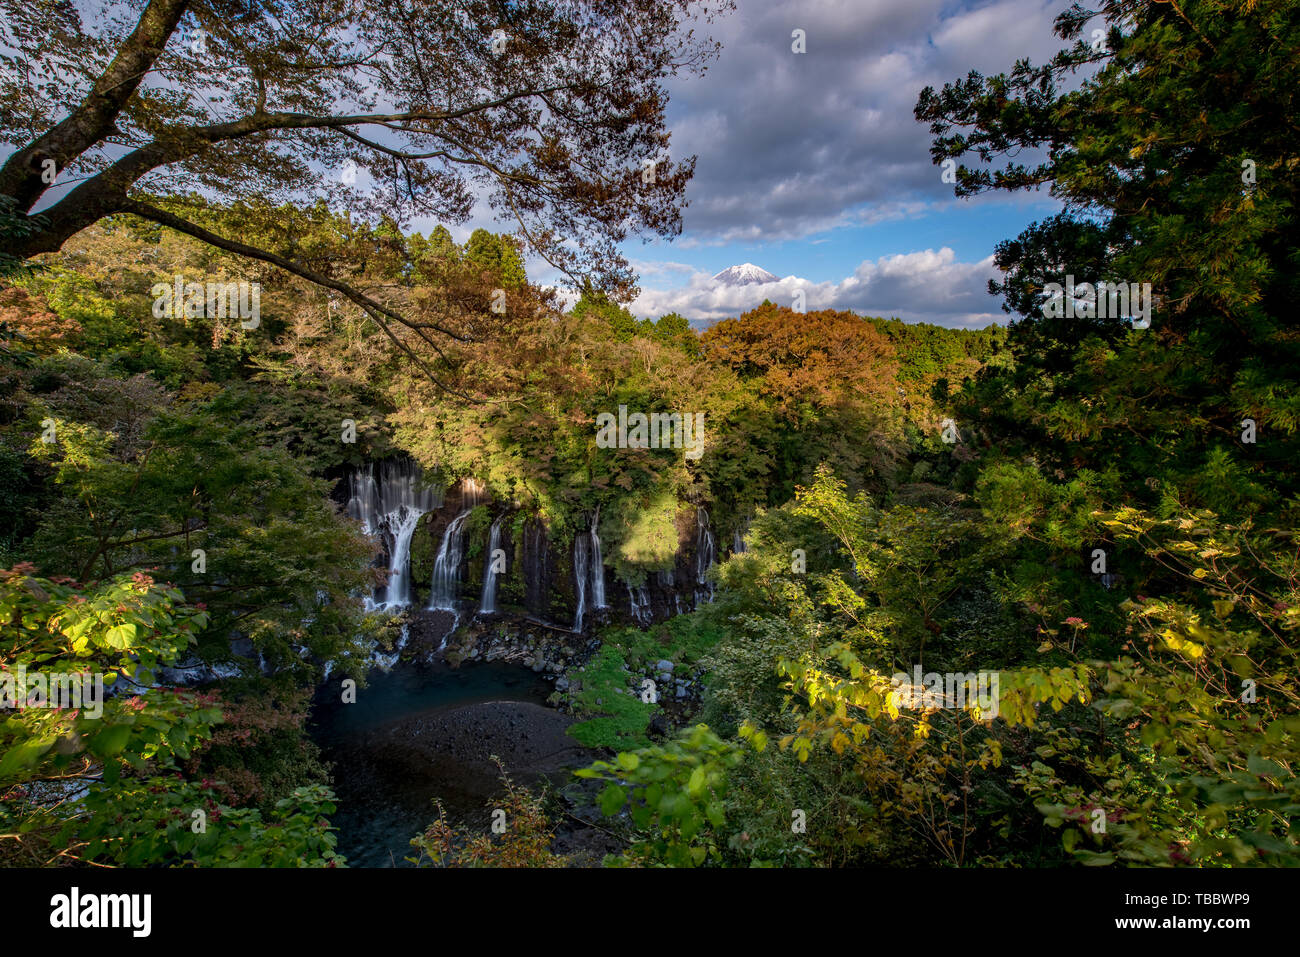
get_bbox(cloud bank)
[631,248,1005,328]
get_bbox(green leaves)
[578,725,743,867]
[88,723,131,758]
[103,623,136,649]
[599,784,627,816]
[0,736,55,780]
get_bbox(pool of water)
[309,659,553,867]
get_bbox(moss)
[566,645,656,750]
[565,610,722,750]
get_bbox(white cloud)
[630,247,1004,328]
[661,0,1068,241]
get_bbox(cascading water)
[479,514,506,615]
[428,478,487,612]
[346,460,443,610]
[590,508,607,609]
[627,582,652,624]
[572,533,590,632]
[368,622,410,672]
[694,506,717,607]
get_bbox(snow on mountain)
[712,263,780,286]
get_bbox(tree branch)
[0,0,192,211]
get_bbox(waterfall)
[573,533,590,631]
[627,582,652,624]
[694,506,717,607]
[346,460,442,610]
[479,514,506,615]
[427,478,487,611]
[590,508,607,609]
[429,510,473,611]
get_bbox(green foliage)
[0,569,342,867]
[409,761,563,868]
[576,724,745,867]
[69,780,342,867]
[566,645,657,750]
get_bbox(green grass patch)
[565,610,724,750]
[566,645,656,750]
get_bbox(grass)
[564,610,724,750]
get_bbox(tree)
[570,286,642,341]
[464,228,526,287]
[915,0,1300,510]
[0,0,732,372]
[0,567,343,866]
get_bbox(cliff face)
[340,458,735,633]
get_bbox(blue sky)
[574,0,1076,327]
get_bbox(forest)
[0,0,1297,871]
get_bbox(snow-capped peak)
[712,263,780,286]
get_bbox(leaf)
[104,623,137,649]
[615,752,640,772]
[90,723,132,758]
[598,784,626,817]
[687,767,705,796]
[0,737,55,779]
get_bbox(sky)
[547,0,1075,328]
[12,0,1078,329]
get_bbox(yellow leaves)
[1161,628,1205,660]
[883,691,901,720]
[979,738,1004,770]
[737,721,767,752]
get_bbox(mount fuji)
[712,263,780,286]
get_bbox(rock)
[555,676,570,692]
[649,714,670,737]
[656,659,675,673]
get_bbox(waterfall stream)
[429,510,473,611]
[428,479,486,612]
[346,460,443,610]
[627,582,652,624]
[572,533,590,631]
[479,514,506,615]
[694,506,717,607]
[590,508,607,609]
